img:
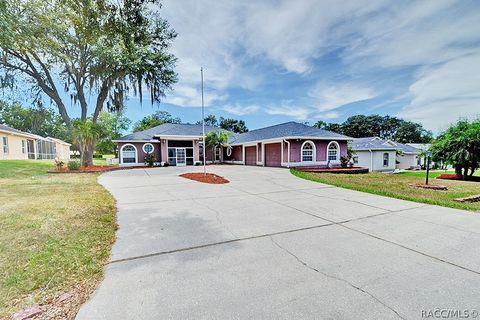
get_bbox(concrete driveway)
[77,165,480,320]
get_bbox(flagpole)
[201,67,206,175]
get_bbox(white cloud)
[397,53,480,131]
[309,84,376,112]
[266,104,310,120]
[322,112,341,120]
[163,84,227,107]
[223,104,259,116]
[159,0,480,130]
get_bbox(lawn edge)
[290,169,478,212]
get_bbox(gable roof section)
[0,124,37,139]
[352,137,398,151]
[115,123,222,141]
[228,121,350,144]
[352,137,421,153]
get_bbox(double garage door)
[244,143,281,167]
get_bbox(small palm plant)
[73,120,105,166]
[205,130,231,163]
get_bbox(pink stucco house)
[113,121,351,168]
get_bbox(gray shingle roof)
[0,124,38,138]
[352,137,398,151]
[228,121,350,144]
[396,143,421,154]
[352,137,421,154]
[116,123,222,141]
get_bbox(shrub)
[340,156,350,168]
[67,160,81,171]
[144,154,156,166]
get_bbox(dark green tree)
[96,111,131,154]
[431,118,480,180]
[196,114,218,127]
[394,121,433,143]
[0,100,70,141]
[219,117,248,133]
[0,0,177,165]
[133,110,181,132]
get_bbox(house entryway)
[176,148,186,166]
[167,140,194,165]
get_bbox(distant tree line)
[133,112,249,133]
[313,115,433,143]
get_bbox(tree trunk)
[463,166,469,181]
[455,165,462,176]
[80,143,95,167]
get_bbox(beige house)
[0,124,71,161]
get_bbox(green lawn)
[93,154,115,166]
[292,169,480,211]
[0,160,117,318]
[397,170,480,178]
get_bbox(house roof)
[115,123,222,141]
[0,124,37,139]
[46,137,72,146]
[352,137,421,154]
[228,121,351,144]
[396,143,421,154]
[352,137,398,151]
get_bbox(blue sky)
[13,0,480,134]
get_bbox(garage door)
[245,146,256,165]
[265,143,282,167]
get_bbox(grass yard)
[92,154,116,166]
[0,160,117,318]
[292,169,480,212]
[397,170,480,178]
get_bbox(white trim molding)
[327,141,340,162]
[142,143,155,154]
[301,140,316,163]
[120,143,138,164]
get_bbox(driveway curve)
[77,165,480,320]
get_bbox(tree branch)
[93,80,109,122]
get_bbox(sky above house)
[24,0,480,133]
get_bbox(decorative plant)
[144,154,157,166]
[67,160,81,171]
[340,156,350,168]
[54,159,64,170]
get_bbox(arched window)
[143,143,154,154]
[327,141,339,161]
[301,141,315,162]
[121,144,137,163]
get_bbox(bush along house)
[113,121,351,168]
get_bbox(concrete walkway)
[76,166,480,320]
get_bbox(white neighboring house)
[407,143,432,168]
[0,124,71,160]
[351,137,397,172]
[351,137,422,172]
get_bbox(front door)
[176,148,186,166]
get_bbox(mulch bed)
[179,172,229,184]
[437,173,480,182]
[48,165,122,173]
[455,194,480,203]
[409,183,448,190]
[296,167,369,174]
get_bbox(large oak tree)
[0,0,177,165]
